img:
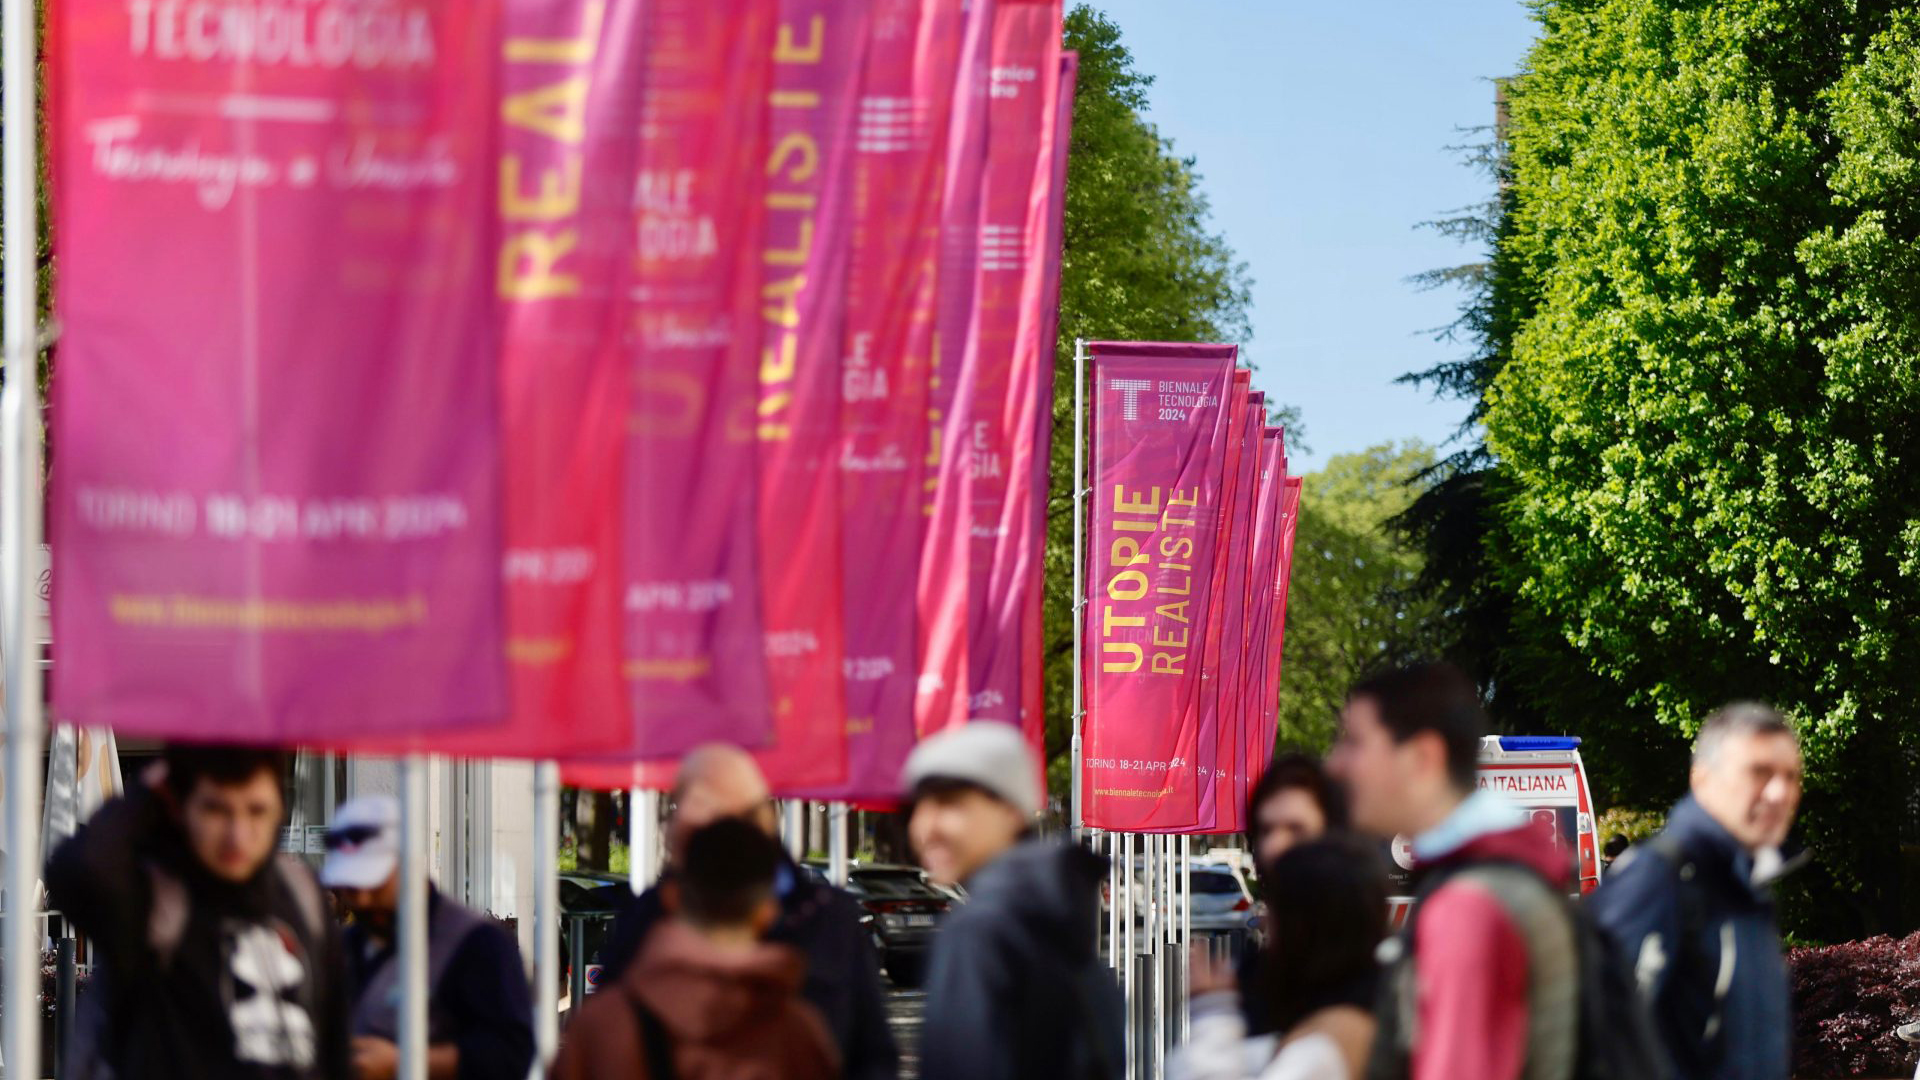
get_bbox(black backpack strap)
[631,997,676,1080]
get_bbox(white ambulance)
[1386,735,1602,925]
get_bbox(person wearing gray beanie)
[903,723,1123,1080]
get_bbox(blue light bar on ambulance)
[1497,736,1583,751]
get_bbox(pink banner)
[1215,391,1265,832]
[1081,343,1236,832]
[1239,430,1286,798]
[424,0,643,760]
[1248,453,1298,781]
[1266,474,1303,764]
[915,0,995,738]
[1018,51,1077,781]
[622,0,780,757]
[52,0,505,742]
[966,0,1062,744]
[799,0,964,801]
[751,0,873,792]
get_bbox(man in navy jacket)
[1591,702,1804,1080]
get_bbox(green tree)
[1474,0,1919,934]
[1275,443,1442,752]
[1040,7,1274,793]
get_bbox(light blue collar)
[1412,790,1525,862]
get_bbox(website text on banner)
[52,0,505,742]
[965,0,1062,775]
[914,0,995,739]
[804,0,964,802]
[617,0,779,761]
[1019,50,1077,761]
[1080,342,1236,832]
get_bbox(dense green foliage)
[1040,7,1262,794]
[1275,443,1441,753]
[1406,0,1920,935]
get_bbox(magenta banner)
[916,0,995,737]
[751,0,873,792]
[1019,51,1077,768]
[1216,391,1265,831]
[1081,342,1236,832]
[622,0,780,757]
[52,0,504,742]
[444,0,645,760]
[1241,429,1286,788]
[966,0,1063,737]
[803,0,964,801]
[1264,473,1303,766]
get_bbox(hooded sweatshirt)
[1371,792,1578,1080]
[46,788,351,1080]
[550,921,838,1080]
[920,839,1124,1080]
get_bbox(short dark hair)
[1693,701,1796,769]
[1260,837,1389,1032]
[1248,753,1347,850]
[679,818,782,929]
[1347,662,1485,793]
[163,743,287,804]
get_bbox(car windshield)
[1190,871,1243,895]
[851,870,944,899]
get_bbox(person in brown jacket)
[551,818,840,1080]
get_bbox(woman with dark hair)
[1173,839,1387,1080]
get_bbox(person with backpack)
[905,722,1124,1080]
[321,795,535,1080]
[47,743,351,1080]
[1173,838,1388,1080]
[1328,662,1578,1080]
[550,817,839,1080]
[1590,702,1802,1080]
[595,744,897,1080]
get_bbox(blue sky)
[1087,1,1540,471]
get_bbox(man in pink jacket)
[1330,663,1578,1080]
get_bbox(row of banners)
[50,0,1071,803]
[48,0,1299,819]
[1080,344,1301,833]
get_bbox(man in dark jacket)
[596,745,898,1080]
[47,743,351,1080]
[904,722,1123,1080]
[1592,702,1803,1080]
[321,795,534,1080]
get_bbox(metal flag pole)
[1,0,45,1060]
[397,755,430,1080]
[1122,832,1135,1075]
[1070,338,1087,840]
[532,761,561,1071]
[1180,835,1192,1044]
[828,802,849,886]
[629,783,656,894]
[1107,832,1119,972]
[782,799,806,862]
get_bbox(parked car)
[1186,864,1256,935]
[805,861,956,986]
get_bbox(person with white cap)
[322,795,534,1080]
[904,722,1124,1080]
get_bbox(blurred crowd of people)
[45,661,1805,1080]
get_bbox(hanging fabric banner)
[800,0,965,802]
[1018,50,1077,780]
[749,0,874,792]
[621,0,781,758]
[1240,428,1287,794]
[439,0,644,760]
[52,0,505,741]
[1080,341,1236,832]
[966,0,1063,743]
[1214,389,1265,833]
[915,0,996,738]
[1263,473,1304,767]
